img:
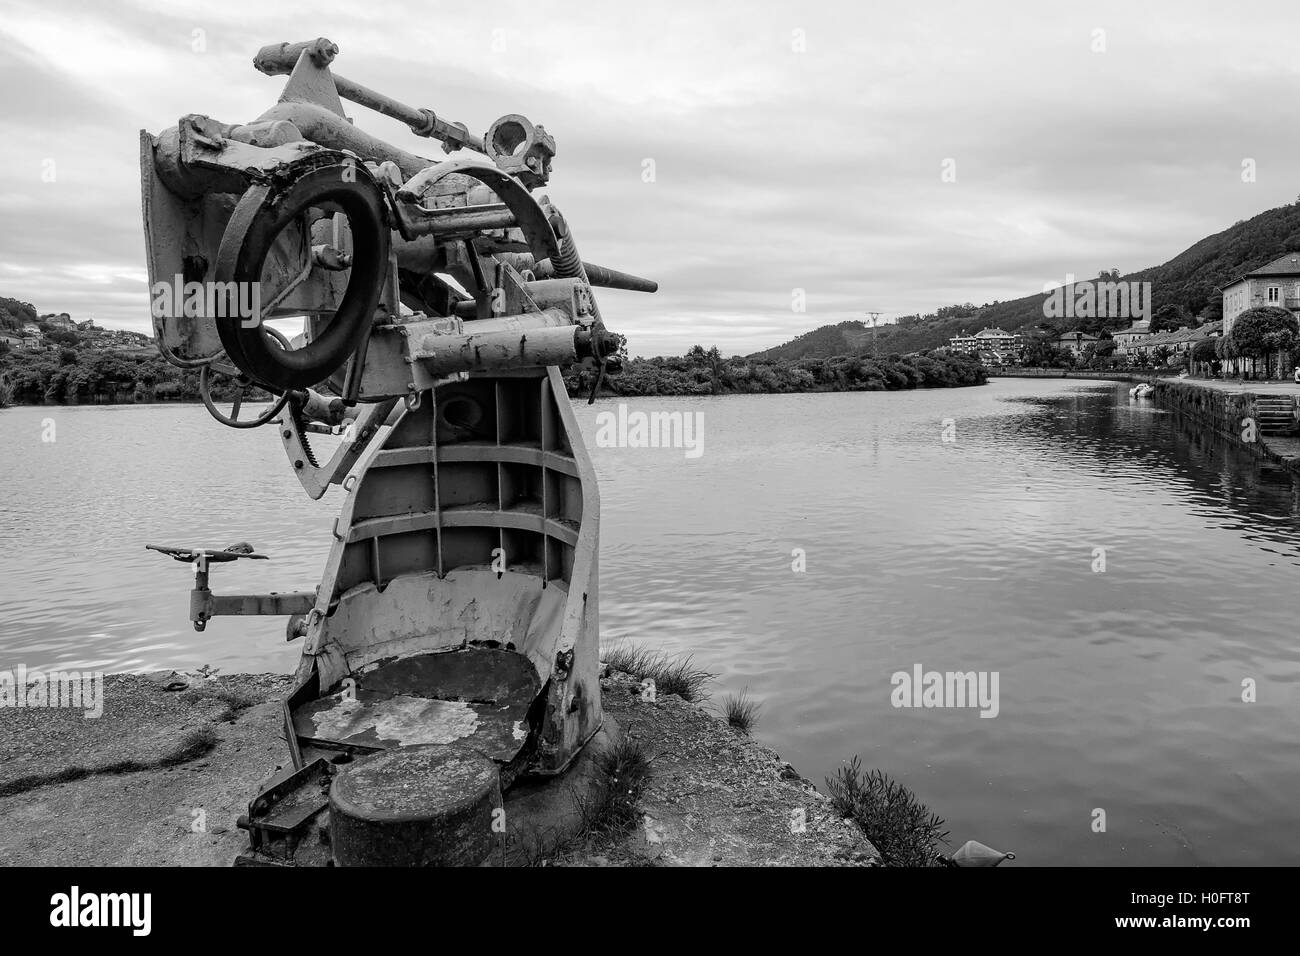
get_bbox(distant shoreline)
[0,378,992,411]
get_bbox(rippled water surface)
[2,379,1298,865]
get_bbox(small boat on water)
[1130,383,1155,398]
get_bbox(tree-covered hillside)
[754,201,1300,361]
[0,296,38,333]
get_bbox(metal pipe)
[535,259,658,293]
[492,252,657,293]
[422,326,580,375]
[254,39,485,153]
[254,101,435,179]
[336,76,485,154]
[401,204,517,237]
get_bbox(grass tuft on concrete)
[579,736,653,835]
[182,685,261,722]
[602,644,715,702]
[511,736,655,866]
[721,690,761,733]
[158,726,220,766]
[826,756,949,867]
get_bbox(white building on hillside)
[949,327,1022,363]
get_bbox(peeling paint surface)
[292,649,539,760]
[296,692,479,749]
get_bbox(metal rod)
[403,204,517,237]
[254,39,485,153]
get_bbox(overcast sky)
[4,0,1300,356]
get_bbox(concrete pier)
[1152,378,1300,471]
[0,670,877,867]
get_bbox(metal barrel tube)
[336,76,485,154]
[535,258,658,293]
[413,326,583,376]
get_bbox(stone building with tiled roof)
[1219,252,1300,335]
[1127,321,1222,363]
[1112,319,1151,356]
[1055,330,1098,355]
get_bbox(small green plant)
[601,644,715,702]
[825,756,949,867]
[577,736,653,836]
[516,735,654,864]
[182,684,260,722]
[722,690,761,733]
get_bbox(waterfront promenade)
[995,370,1300,466]
[1153,376,1300,468]
[1178,378,1300,398]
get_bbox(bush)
[826,756,949,867]
[46,329,79,348]
[1192,337,1219,363]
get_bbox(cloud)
[3,0,1300,358]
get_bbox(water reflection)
[1,381,1298,864]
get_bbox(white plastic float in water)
[950,840,1016,867]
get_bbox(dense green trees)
[1192,338,1219,364]
[1228,306,1299,378]
[0,346,246,404]
[1149,305,1187,334]
[0,296,37,333]
[1019,336,1074,368]
[565,347,986,398]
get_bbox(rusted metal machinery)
[139,38,655,865]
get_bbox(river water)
[2,379,1298,865]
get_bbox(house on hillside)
[40,312,76,331]
[1219,252,1300,335]
[0,332,23,351]
[1128,321,1221,364]
[1112,319,1151,357]
[949,327,1022,364]
[1055,330,1099,356]
[1217,253,1300,376]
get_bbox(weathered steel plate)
[292,648,538,760]
[362,647,540,705]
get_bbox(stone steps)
[1254,398,1297,435]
